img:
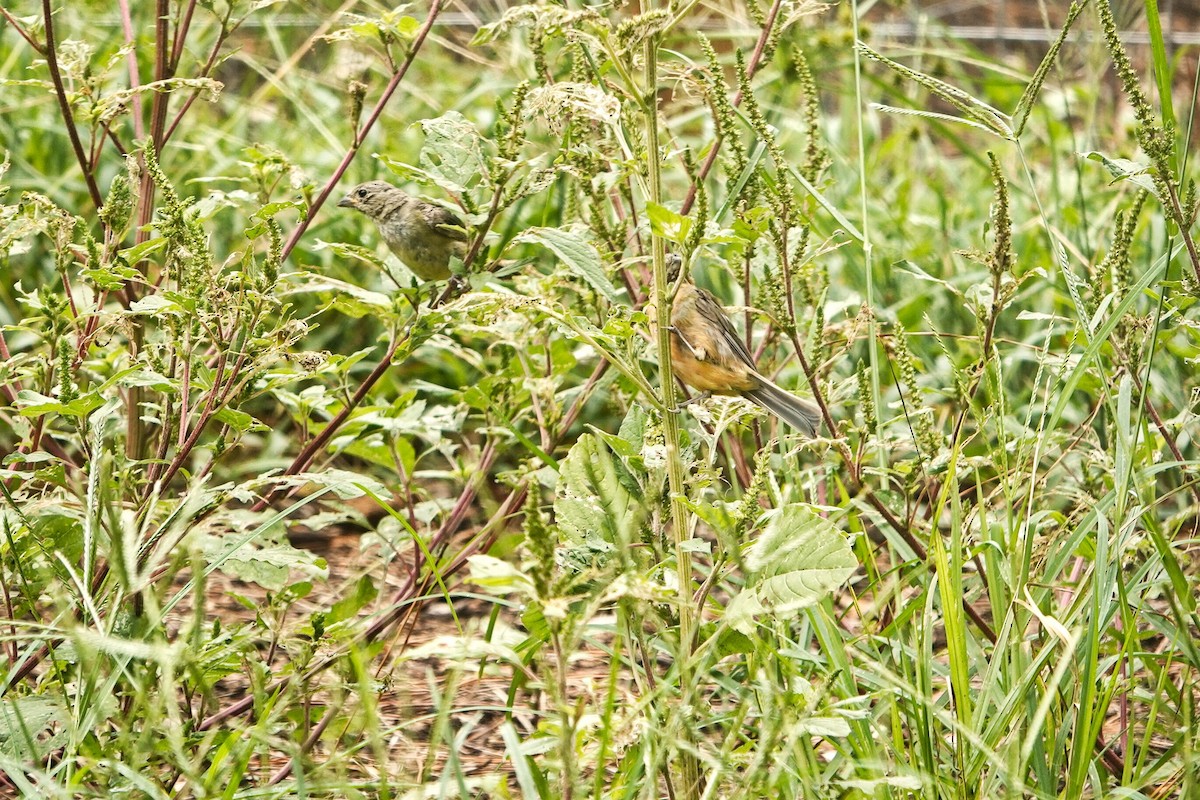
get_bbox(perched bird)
[337,181,467,280]
[667,259,822,436]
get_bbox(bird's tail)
[744,380,822,436]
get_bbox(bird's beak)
[337,195,353,208]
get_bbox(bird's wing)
[696,288,758,369]
[420,203,469,242]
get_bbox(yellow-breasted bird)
[667,259,822,436]
[338,181,467,281]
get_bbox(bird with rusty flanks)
[666,257,822,436]
[338,181,467,281]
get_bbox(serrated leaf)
[725,504,856,634]
[200,534,328,592]
[291,469,388,500]
[81,260,140,290]
[515,225,619,304]
[794,716,852,737]
[119,236,168,265]
[249,199,306,222]
[115,369,176,392]
[14,389,102,418]
[313,239,389,269]
[554,433,647,568]
[0,697,70,760]
[328,574,377,624]
[281,273,392,317]
[14,390,63,416]
[419,111,487,194]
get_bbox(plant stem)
[644,29,702,800]
[40,0,104,211]
[280,0,446,263]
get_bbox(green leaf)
[13,390,63,416]
[115,369,177,392]
[128,294,184,316]
[81,259,140,290]
[515,225,620,304]
[725,504,857,635]
[14,389,102,418]
[0,696,70,760]
[419,111,487,194]
[1082,151,1161,198]
[553,433,647,568]
[281,273,392,317]
[200,534,327,592]
[214,406,268,433]
[327,575,378,625]
[119,236,168,266]
[284,469,388,500]
[647,202,692,244]
[467,554,536,598]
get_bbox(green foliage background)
[1,0,1198,797]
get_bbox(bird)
[337,181,467,281]
[666,259,822,436]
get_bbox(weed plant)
[0,0,1197,797]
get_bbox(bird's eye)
[356,188,368,198]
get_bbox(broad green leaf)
[114,369,176,392]
[14,390,63,416]
[0,696,69,760]
[515,225,620,304]
[287,469,388,500]
[327,574,378,624]
[725,504,856,634]
[419,111,487,194]
[281,273,392,317]
[647,202,692,243]
[199,534,327,592]
[467,554,536,598]
[81,259,140,290]
[128,294,184,316]
[119,236,168,265]
[14,389,103,418]
[554,433,647,568]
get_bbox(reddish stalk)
[679,0,782,217]
[40,0,104,210]
[279,0,447,263]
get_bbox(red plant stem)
[146,354,226,496]
[161,22,232,145]
[169,0,198,72]
[198,360,610,733]
[280,0,446,263]
[249,335,404,512]
[679,0,782,217]
[0,335,20,403]
[116,0,146,141]
[148,0,172,149]
[40,0,104,211]
[0,7,44,52]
